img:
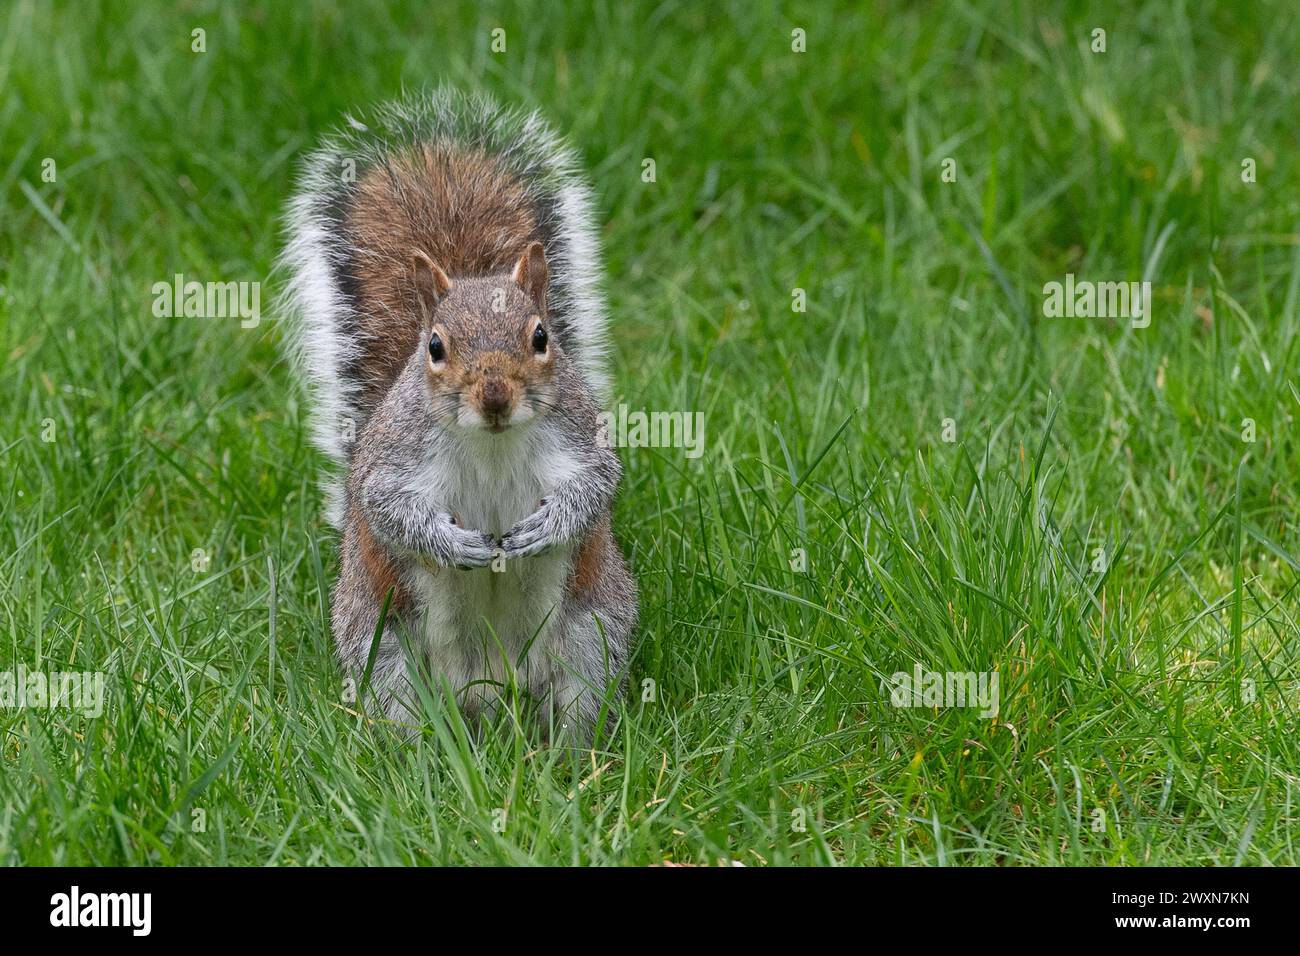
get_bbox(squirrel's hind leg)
[539,520,639,748]
[331,572,425,734]
[542,601,635,748]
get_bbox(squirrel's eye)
[532,325,548,354]
[429,333,446,363]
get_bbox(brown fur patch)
[345,146,543,411]
[567,516,611,599]
[353,506,412,613]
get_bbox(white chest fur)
[406,426,581,676]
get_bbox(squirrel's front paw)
[441,514,498,569]
[500,500,557,559]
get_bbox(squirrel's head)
[412,241,557,434]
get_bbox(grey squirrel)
[278,90,637,742]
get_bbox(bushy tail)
[276,89,609,526]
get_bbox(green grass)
[2,0,1298,865]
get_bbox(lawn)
[1,0,1298,865]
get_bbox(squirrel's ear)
[512,241,548,314]
[412,250,453,326]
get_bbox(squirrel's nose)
[480,379,511,417]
